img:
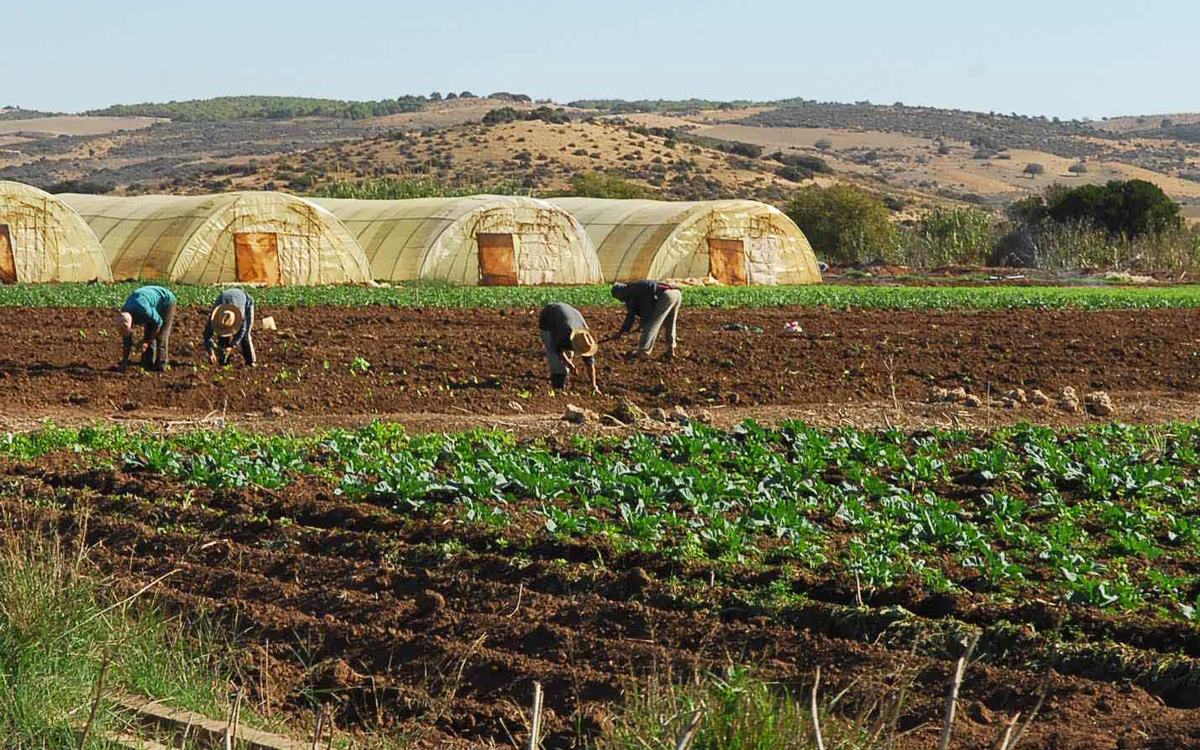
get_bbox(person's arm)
[120,333,133,370]
[610,301,637,340]
[202,316,217,362]
[584,357,600,395]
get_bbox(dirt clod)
[963,394,982,408]
[415,589,446,614]
[1086,391,1116,416]
[1006,388,1027,403]
[1031,389,1051,405]
[612,398,645,424]
[625,567,652,597]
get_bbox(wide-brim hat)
[211,303,243,338]
[570,329,598,357]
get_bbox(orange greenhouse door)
[0,225,16,284]
[708,238,747,286]
[478,233,517,286]
[234,232,281,285]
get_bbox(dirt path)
[0,306,1197,429]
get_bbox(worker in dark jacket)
[116,285,176,372]
[203,288,256,367]
[538,302,600,394]
[608,280,682,359]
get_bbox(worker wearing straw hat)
[538,302,601,394]
[203,288,257,367]
[116,285,176,372]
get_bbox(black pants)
[140,303,175,370]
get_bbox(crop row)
[2,281,1200,310]
[6,420,1200,625]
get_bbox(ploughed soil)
[0,305,1198,427]
[3,455,1199,749]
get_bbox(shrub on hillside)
[1024,163,1046,177]
[559,173,655,199]
[726,142,764,159]
[784,184,895,263]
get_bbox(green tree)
[784,184,895,262]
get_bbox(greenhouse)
[313,195,602,285]
[550,198,822,285]
[60,192,371,285]
[0,181,112,283]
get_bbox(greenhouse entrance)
[477,233,517,286]
[234,232,281,285]
[0,225,16,284]
[708,238,747,286]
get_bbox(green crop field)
[7,419,1200,623]
[3,281,1200,310]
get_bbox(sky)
[4,0,1197,119]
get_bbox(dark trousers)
[140,303,175,370]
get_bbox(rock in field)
[1006,388,1027,403]
[963,394,982,408]
[670,405,690,424]
[1058,387,1082,414]
[649,407,670,422]
[1085,391,1115,416]
[562,404,598,424]
[1030,389,1051,406]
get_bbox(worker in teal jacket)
[116,285,176,372]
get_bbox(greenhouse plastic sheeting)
[550,198,822,285]
[61,192,371,285]
[0,181,112,282]
[314,195,602,285]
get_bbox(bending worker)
[538,302,600,394]
[203,288,257,367]
[608,280,682,359]
[116,285,176,372]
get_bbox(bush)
[1024,163,1046,177]
[726,141,764,159]
[559,173,655,199]
[814,138,833,151]
[784,184,895,263]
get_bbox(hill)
[2,94,1198,223]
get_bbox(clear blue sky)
[5,0,1196,119]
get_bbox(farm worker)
[608,280,682,359]
[116,285,176,372]
[538,302,601,394]
[203,288,257,367]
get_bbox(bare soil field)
[0,115,164,137]
[0,305,1197,426]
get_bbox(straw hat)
[210,303,243,338]
[569,328,598,357]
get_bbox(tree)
[815,138,833,152]
[1024,163,1046,178]
[784,184,895,263]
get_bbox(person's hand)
[208,352,218,365]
